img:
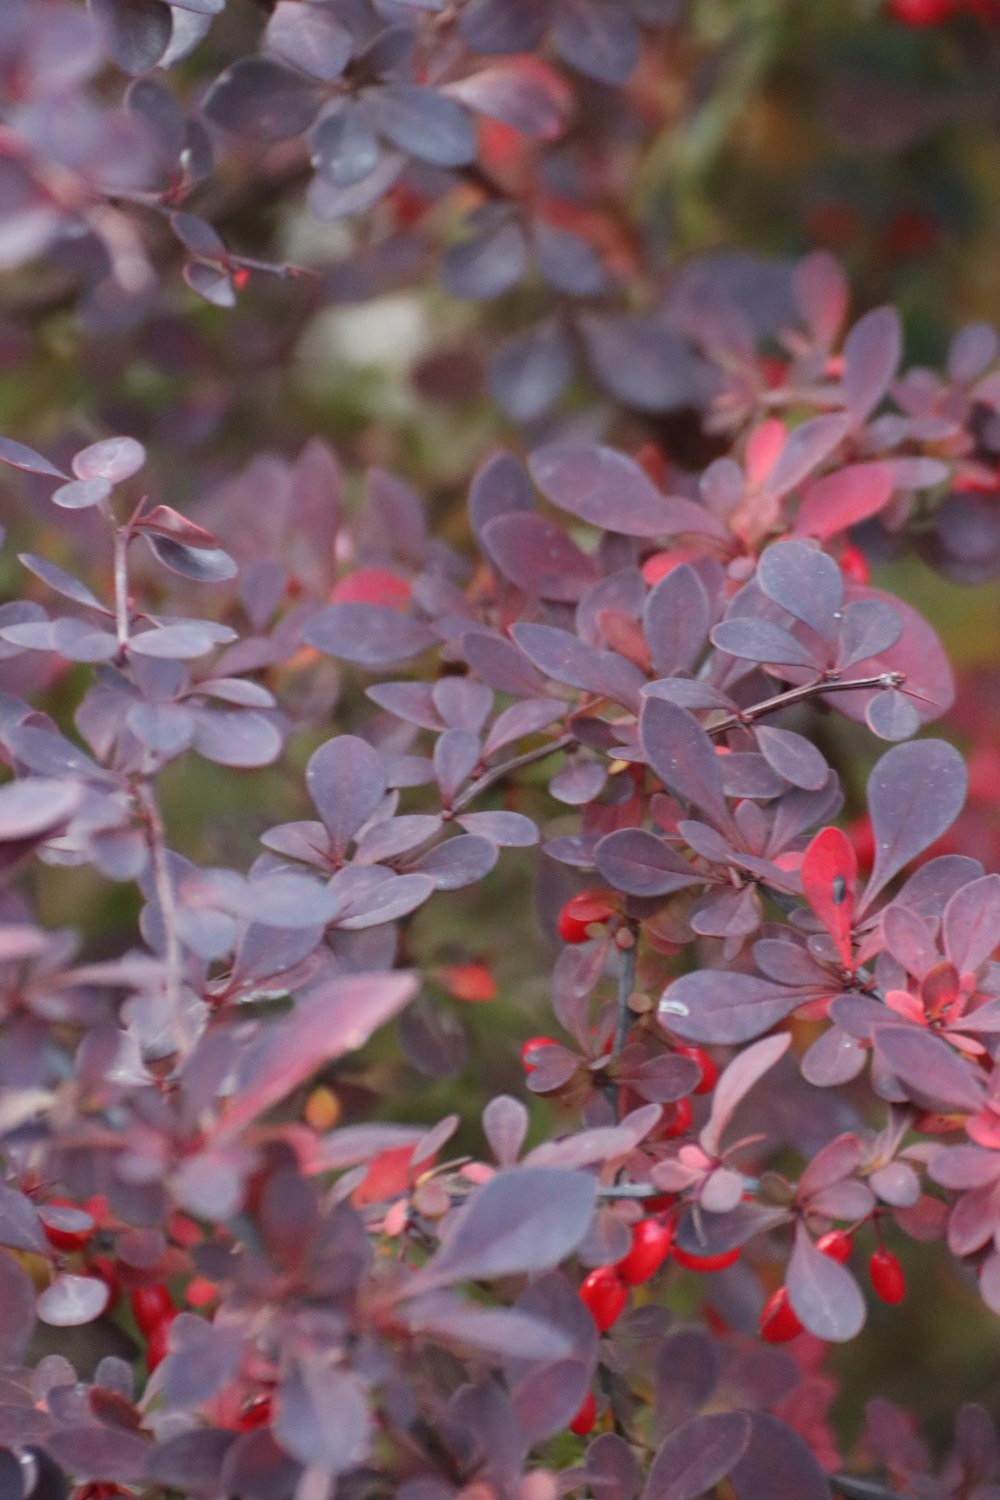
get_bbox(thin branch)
[704,671,906,738]
[135,780,189,1055]
[613,923,638,1058]
[451,732,575,814]
[112,526,130,659]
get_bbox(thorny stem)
[703,671,906,738]
[451,732,576,813]
[613,923,638,1059]
[112,525,130,658]
[135,780,189,1055]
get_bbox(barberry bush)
[3,0,1000,1496]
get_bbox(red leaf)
[801,827,857,967]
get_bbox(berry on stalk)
[569,1391,596,1435]
[759,1286,803,1343]
[869,1248,906,1304]
[579,1265,628,1331]
[615,1218,674,1285]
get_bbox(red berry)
[520,1036,558,1072]
[869,1248,906,1304]
[816,1230,853,1264]
[145,1314,174,1372]
[759,1286,803,1343]
[557,891,615,944]
[579,1266,628,1331]
[672,1244,742,1273]
[89,1256,121,1307]
[673,1044,718,1095]
[130,1284,174,1338]
[237,1394,273,1432]
[839,544,870,586]
[569,1390,596,1436]
[40,1200,95,1254]
[887,0,955,22]
[615,1218,674,1286]
[660,1097,693,1138]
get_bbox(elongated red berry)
[887,0,955,22]
[579,1266,628,1331]
[145,1314,174,1372]
[869,1248,906,1304]
[238,1394,274,1432]
[660,1097,693,1138]
[816,1230,853,1264]
[520,1036,558,1072]
[759,1286,803,1343]
[672,1244,742,1273]
[557,891,615,944]
[569,1390,596,1436]
[839,544,870,586]
[673,1044,718,1095]
[615,1218,674,1286]
[130,1283,174,1338]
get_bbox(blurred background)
[3,0,1000,1456]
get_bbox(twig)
[135,780,189,1055]
[450,732,576,813]
[703,671,906,738]
[613,923,638,1058]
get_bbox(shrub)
[1,2,1000,1496]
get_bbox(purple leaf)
[794,250,848,343]
[274,1363,371,1472]
[862,740,968,909]
[456,811,538,846]
[331,868,435,924]
[873,1025,986,1112]
[797,1134,862,1198]
[145,1431,238,1495]
[512,623,644,709]
[406,1296,572,1360]
[463,631,549,697]
[469,450,534,542]
[87,0,173,74]
[729,1412,832,1500]
[865,687,921,742]
[529,443,723,540]
[72,435,146,484]
[47,1425,150,1483]
[303,603,436,667]
[640,697,735,836]
[842,306,902,424]
[643,1412,751,1500]
[412,1167,597,1288]
[757,540,844,640]
[130,622,235,659]
[482,513,599,601]
[0,779,80,839]
[0,1185,46,1253]
[18,554,104,612]
[579,314,700,411]
[700,1033,791,1157]
[644,564,710,676]
[143,534,238,582]
[836,599,902,669]
[786,1222,865,1341]
[755,726,829,790]
[444,61,567,139]
[434,728,480,804]
[483,1095,529,1166]
[553,0,639,84]
[0,436,68,480]
[217,971,418,1140]
[0,1249,35,1364]
[659,970,801,1044]
[370,84,476,167]
[653,1329,720,1438]
[595,828,702,897]
[489,323,574,422]
[407,834,497,889]
[52,477,111,510]
[36,1274,109,1327]
[711,616,822,669]
[264,1,353,81]
[307,735,386,857]
[943,875,1000,973]
[192,710,282,768]
[442,211,529,301]
[203,57,324,142]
